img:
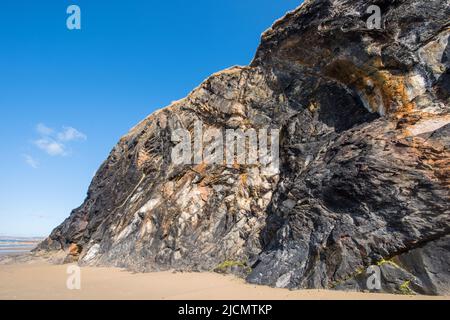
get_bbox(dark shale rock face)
[36,0,450,295]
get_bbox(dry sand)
[0,259,448,300]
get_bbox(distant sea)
[0,237,43,256]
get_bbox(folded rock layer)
[36,0,450,295]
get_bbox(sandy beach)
[0,259,448,300]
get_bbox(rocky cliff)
[36,0,450,295]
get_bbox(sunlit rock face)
[36,0,449,295]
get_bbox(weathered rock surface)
[36,0,450,295]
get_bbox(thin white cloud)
[34,138,67,156]
[36,123,54,136]
[57,126,87,142]
[32,123,87,157]
[29,214,50,220]
[23,154,39,169]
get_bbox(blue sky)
[0,0,301,237]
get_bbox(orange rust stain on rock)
[396,135,450,188]
[194,162,208,174]
[416,139,450,187]
[68,243,82,257]
[376,71,415,114]
[400,113,450,138]
[240,173,248,186]
[323,58,416,117]
[162,182,175,198]
[137,149,151,168]
[198,185,210,202]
